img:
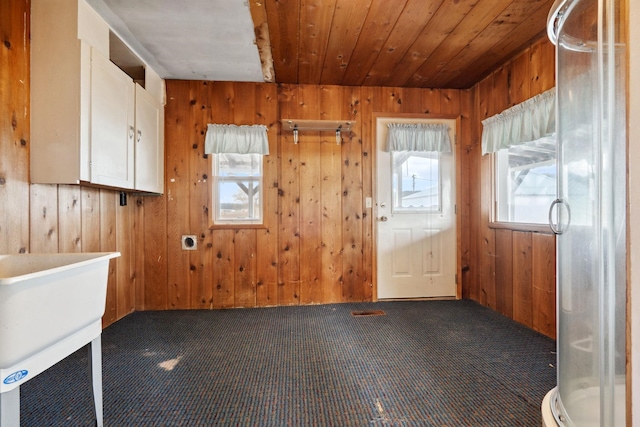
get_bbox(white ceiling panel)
[86,0,264,82]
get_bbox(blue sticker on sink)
[3,370,28,384]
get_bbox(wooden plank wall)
[136,82,471,310]
[467,36,557,338]
[3,0,555,338]
[1,0,135,328]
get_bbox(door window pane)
[391,151,440,212]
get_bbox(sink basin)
[0,251,119,427]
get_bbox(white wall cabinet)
[134,85,164,194]
[30,0,164,194]
[90,48,136,189]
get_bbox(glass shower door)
[548,0,626,425]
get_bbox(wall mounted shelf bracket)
[281,119,355,145]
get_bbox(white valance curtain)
[481,87,555,155]
[204,124,269,155]
[385,123,451,153]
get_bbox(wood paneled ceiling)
[252,0,556,89]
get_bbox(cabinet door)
[90,48,135,189]
[134,84,164,193]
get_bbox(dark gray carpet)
[20,300,556,426]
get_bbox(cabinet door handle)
[129,125,135,140]
[137,130,142,143]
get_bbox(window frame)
[211,153,265,228]
[490,143,557,235]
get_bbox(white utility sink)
[0,252,120,427]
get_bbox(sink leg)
[0,387,20,427]
[89,337,103,427]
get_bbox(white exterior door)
[376,117,456,299]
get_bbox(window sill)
[489,221,555,234]
[209,223,267,230]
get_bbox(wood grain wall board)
[100,190,118,327]
[401,89,423,113]
[468,89,482,303]
[81,187,101,251]
[494,229,514,317]
[212,229,236,308]
[341,0,409,86]
[465,86,481,300]
[341,87,364,301]
[492,66,511,114]
[297,0,337,85]
[57,186,82,252]
[127,202,137,316]
[0,0,30,255]
[532,232,556,338]
[165,80,194,309]
[142,194,168,310]
[319,0,373,85]
[529,39,556,94]
[296,85,323,304]
[456,90,473,298]
[459,91,473,299]
[363,0,444,87]
[508,53,532,107]
[115,199,134,319]
[234,229,258,307]
[421,89,442,115]
[277,84,302,305]
[385,0,481,88]
[512,231,533,328]
[373,87,404,115]
[264,0,300,83]
[476,77,497,309]
[319,86,345,303]
[299,132,323,304]
[359,87,374,301]
[441,89,462,117]
[134,196,146,311]
[408,0,514,87]
[188,81,212,309]
[255,84,280,307]
[196,228,214,310]
[29,184,59,253]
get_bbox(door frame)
[371,113,463,301]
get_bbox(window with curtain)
[205,124,269,225]
[482,88,556,225]
[386,123,451,212]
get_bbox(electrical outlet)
[181,235,197,250]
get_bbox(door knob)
[379,216,388,222]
